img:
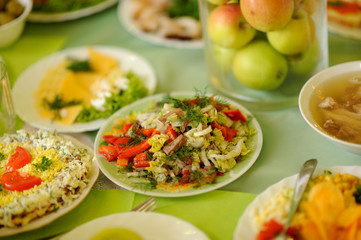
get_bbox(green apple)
[232,40,288,90]
[212,44,237,71]
[287,38,321,75]
[267,9,315,55]
[240,0,294,32]
[207,4,256,49]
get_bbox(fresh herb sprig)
[43,94,82,120]
[33,156,53,171]
[0,152,5,161]
[67,59,92,72]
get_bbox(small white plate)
[60,212,210,240]
[118,0,203,49]
[233,165,361,240]
[12,45,157,133]
[0,134,99,237]
[28,0,118,23]
[94,92,263,197]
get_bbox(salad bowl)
[94,91,263,197]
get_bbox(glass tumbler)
[198,0,329,110]
[0,61,16,136]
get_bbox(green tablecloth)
[1,3,361,240]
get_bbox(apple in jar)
[207,3,256,49]
[212,44,238,71]
[240,0,294,32]
[267,8,315,55]
[232,40,288,90]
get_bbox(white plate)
[60,211,210,240]
[0,134,99,237]
[118,0,203,49]
[28,0,118,23]
[233,165,361,240]
[94,92,263,197]
[12,45,157,133]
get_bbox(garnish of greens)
[42,94,82,121]
[75,71,149,123]
[98,92,255,191]
[33,156,53,171]
[66,59,92,72]
[0,152,5,161]
[167,0,199,20]
[32,0,107,13]
[354,186,361,204]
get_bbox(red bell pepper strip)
[133,152,150,168]
[165,124,178,143]
[118,140,151,158]
[98,145,118,162]
[102,135,119,145]
[222,109,247,123]
[120,123,134,134]
[256,219,301,240]
[113,136,132,151]
[212,123,238,142]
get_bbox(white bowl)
[299,61,361,156]
[0,0,32,48]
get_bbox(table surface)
[1,2,361,239]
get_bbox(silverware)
[273,158,318,240]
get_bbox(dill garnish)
[42,94,82,120]
[33,156,53,171]
[0,152,5,160]
[67,59,92,72]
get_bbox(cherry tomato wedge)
[6,146,32,172]
[1,171,42,192]
[133,152,150,168]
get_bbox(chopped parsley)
[167,146,194,161]
[354,186,361,204]
[42,94,82,120]
[0,183,2,191]
[33,156,53,171]
[167,0,199,20]
[67,59,92,72]
[0,152,5,160]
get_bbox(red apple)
[207,4,256,49]
[240,0,294,32]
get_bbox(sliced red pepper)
[133,152,150,168]
[256,219,283,240]
[120,123,134,134]
[141,128,157,137]
[212,123,238,142]
[98,145,118,162]
[113,136,132,151]
[165,124,178,143]
[1,171,42,192]
[116,157,129,166]
[6,146,32,172]
[222,109,247,122]
[118,140,151,158]
[102,135,119,145]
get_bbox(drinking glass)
[0,61,16,136]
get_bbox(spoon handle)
[284,158,318,231]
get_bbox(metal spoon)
[273,158,318,240]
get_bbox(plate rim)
[94,91,263,197]
[61,211,210,240]
[233,165,361,240]
[0,133,99,237]
[27,0,118,23]
[12,45,157,133]
[118,0,203,49]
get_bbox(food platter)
[118,0,203,49]
[233,165,361,240]
[0,133,99,237]
[12,45,157,133]
[94,91,263,197]
[60,212,210,240]
[27,0,118,23]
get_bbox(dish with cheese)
[12,46,157,133]
[0,130,97,236]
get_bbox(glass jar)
[198,0,328,110]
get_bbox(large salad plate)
[28,0,118,23]
[118,0,203,49]
[12,45,156,133]
[0,134,99,237]
[94,92,263,197]
[60,212,210,240]
[233,165,361,240]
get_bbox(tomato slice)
[1,171,42,192]
[6,146,32,172]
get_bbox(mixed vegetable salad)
[98,93,256,191]
[32,0,107,13]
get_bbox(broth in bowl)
[309,72,361,144]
